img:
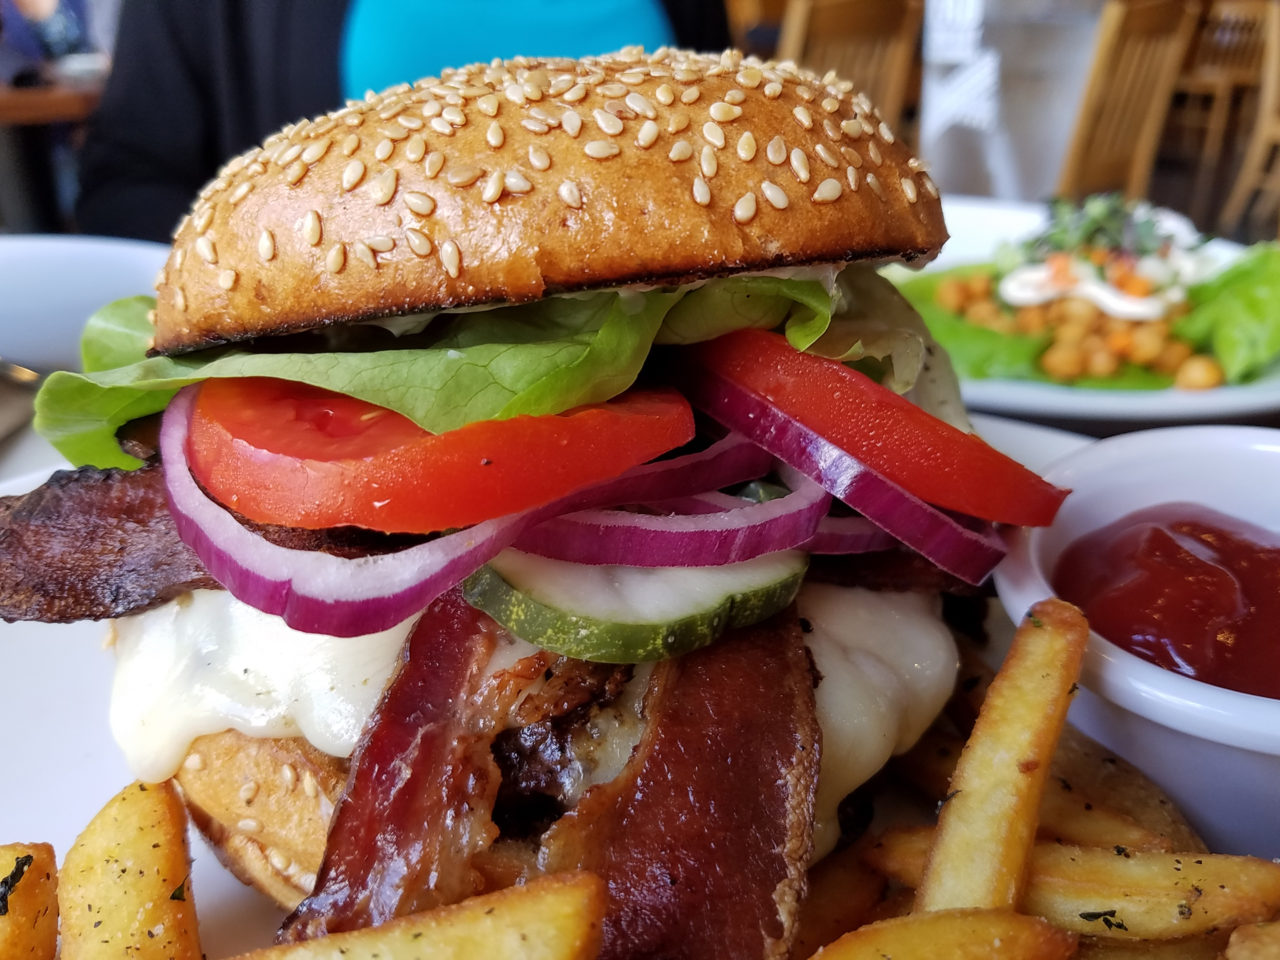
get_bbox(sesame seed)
[341,133,360,156]
[761,180,788,209]
[766,135,786,165]
[812,178,842,203]
[669,140,693,162]
[563,82,587,102]
[300,210,323,246]
[867,141,882,166]
[430,116,454,136]
[441,105,466,127]
[558,180,583,208]
[183,753,205,771]
[374,139,394,162]
[561,109,583,138]
[632,119,658,149]
[326,243,346,274]
[598,82,628,98]
[424,152,444,178]
[619,71,646,85]
[736,132,757,161]
[625,91,656,119]
[354,240,377,269]
[482,120,504,149]
[796,85,815,102]
[422,99,443,118]
[866,172,884,198]
[505,169,532,193]
[481,171,503,203]
[878,121,895,144]
[367,169,398,205]
[229,181,252,205]
[692,176,711,206]
[793,105,814,130]
[301,139,331,164]
[655,83,675,105]
[258,229,275,260]
[763,81,782,99]
[528,145,551,170]
[237,818,261,834]
[815,143,839,168]
[405,227,432,256]
[680,86,701,104]
[193,206,214,232]
[549,74,574,96]
[195,236,217,264]
[922,173,939,198]
[846,166,859,190]
[843,146,863,168]
[702,121,725,149]
[821,97,840,114]
[446,165,482,189]
[901,177,919,203]
[840,119,862,139]
[281,763,297,790]
[405,134,426,162]
[737,67,762,88]
[790,148,811,183]
[440,239,461,278]
[700,145,718,178]
[668,113,690,133]
[733,191,757,223]
[477,94,500,117]
[342,159,366,191]
[593,109,624,136]
[397,114,424,131]
[724,88,746,105]
[584,139,620,159]
[276,143,303,166]
[709,102,741,123]
[823,118,842,140]
[381,123,409,142]
[239,781,260,804]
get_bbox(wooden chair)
[1218,0,1280,238]
[775,0,923,133]
[1057,0,1200,201]
[1170,0,1269,224]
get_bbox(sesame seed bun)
[172,731,346,910]
[153,47,946,354]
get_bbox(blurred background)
[0,0,1276,243]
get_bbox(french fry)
[915,599,1090,912]
[59,780,202,960]
[893,726,1173,853]
[805,907,1076,960]
[791,838,888,959]
[1074,931,1229,958]
[225,872,606,960]
[0,843,57,960]
[865,827,1280,941]
[1225,921,1280,959]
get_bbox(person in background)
[1,0,90,66]
[75,0,732,242]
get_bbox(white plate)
[927,196,1271,423]
[0,415,1087,954]
[0,235,168,373]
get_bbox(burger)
[2,47,1065,958]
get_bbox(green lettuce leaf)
[655,275,833,345]
[1176,244,1280,383]
[36,277,835,470]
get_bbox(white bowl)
[994,425,1280,858]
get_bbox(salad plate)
[919,196,1277,425]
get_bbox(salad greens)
[37,276,844,470]
[1175,244,1280,383]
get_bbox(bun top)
[153,47,946,354]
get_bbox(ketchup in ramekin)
[1053,503,1280,699]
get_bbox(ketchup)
[1053,503,1280,699]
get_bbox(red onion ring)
[161,386,774,636]
[512,469,832,566]
[677,369,1007,584]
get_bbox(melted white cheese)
[797,582,959,860]
[109,582,957,864]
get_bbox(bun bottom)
[172,730,346,910]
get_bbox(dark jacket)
[75,0,732,241]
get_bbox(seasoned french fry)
[1075,931,1229,958]
[865,827,1280,941]
[893,726,1173,852]
[791,839,887,959]
[225,872,606,960]
[805,907,1076,960]
[0,843,57,960]
[915,599,1090,912]
[59,780,202,960]
[1225,921,1280,959]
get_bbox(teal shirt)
[341,0,677,100]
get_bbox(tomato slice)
[686,329,1067,526]
[185,378,695,533]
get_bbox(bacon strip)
[0,463,217,622]
[539,616,821,960]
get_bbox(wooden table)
[0,78,101,126]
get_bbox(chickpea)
[1054,317,1091,346]
[1015,305,1049,334]
[964,298,1012,332]
[1057,297,1101,329]
[935,277,969,314]
[1127,322,1167,365]
[1084,340,1121,378]
[965,271,994,300]
[1040,341,1086,381]
[1174,354,1225,390]
[1153,339,1193,375]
